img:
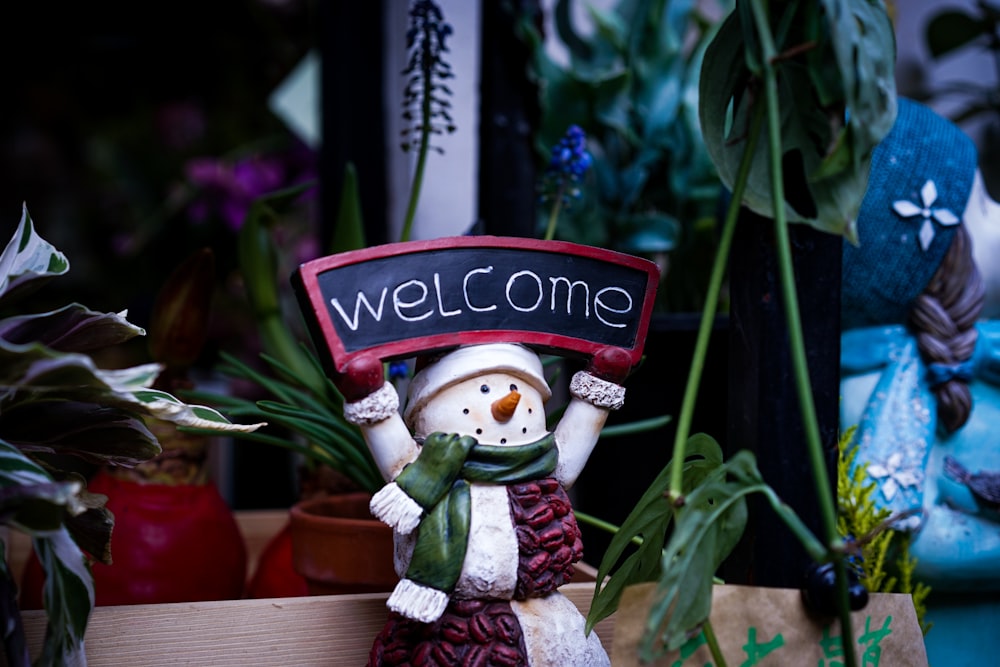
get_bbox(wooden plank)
[15,583,615,666]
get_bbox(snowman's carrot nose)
[491,390,521,422]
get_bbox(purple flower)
[184,144,316,231]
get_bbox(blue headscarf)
[842,98,978,330]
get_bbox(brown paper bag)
[612,583,927,666]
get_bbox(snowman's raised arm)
[553,346,631,487]
[338,354,419,481]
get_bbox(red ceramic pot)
[20,469,247,607]
[245,520,309,599]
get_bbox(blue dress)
[841,322,1000,665]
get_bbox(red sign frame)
[293,236,660,373]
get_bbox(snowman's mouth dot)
[463,408,469,414]
[522,427,527,434]
[476,428,483,435]
[500,438,507,444]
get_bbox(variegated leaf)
[34,528,92,667]
[0,305,145,353]
[128,388,266,432]
[0,204,69,308]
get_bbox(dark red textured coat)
[367,477,582,667]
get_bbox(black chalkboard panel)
[293,236,659,373]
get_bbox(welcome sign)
[293,236,660,373]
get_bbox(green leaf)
[635,448,826,660]
[586,3,629,54]
[0,401,160,467]
[0,341,261,448]
[597,414,671,439]
[128,388,266,432]
[330,162,367,254]
[180,347,382,492]
[0,204,69,309]
[35,529,92,667]
[0,441,85,531]
[0,441,93,665]
[0,543,30,665]
[925,10,989,59]
[238,198,327,394]
[699,1,895,240]
[587,433,724,633]
[62,494,115,566]
[618,212,681,253]
[640,450,755,658]
[822,0,897,161]
[552,0,594,62]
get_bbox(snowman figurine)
[336,342,631,666]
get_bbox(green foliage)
[521,0,729,311]
[924,5,996,60]
[0,205,261,666]
[922,2,1000,126]
[585,2,898,664]
[183,170,385,494]
[184,348,383,494]
[699,0,897,242]
[837,427,932,635]
[586,434,728,636]
[587,433,828,661]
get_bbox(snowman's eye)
[476,428,483,434]
[480,384,490,394]
[463,408,469,414]
[509,383,518,392]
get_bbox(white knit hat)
[403,343,551,427]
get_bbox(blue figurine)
[840,98,1000,665]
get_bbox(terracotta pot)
[288,492,397,595]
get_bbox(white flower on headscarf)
[892,180,960,251]
[867,452,922,502]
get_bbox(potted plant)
[184,181,397,596]
[577,1,925,665]
[19,246,258,609]
[0,205,263,665]
[179,2,674,606]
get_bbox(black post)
[725,209,842,587]
[319,0,389,248]
[477,0,542,237]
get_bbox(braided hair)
[911,223,985,433]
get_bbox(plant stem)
[400,133,430,244]
[399,17,436,244]
[748,1,855,663]
[702,619,726,666]
[543,183,566,241]
[574,509,644,547]
[666,103,763,502]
